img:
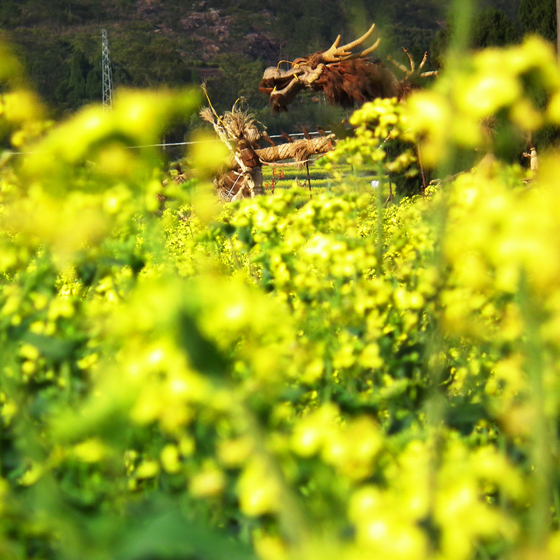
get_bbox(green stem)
[375,163,384,276]
[229,237,242,271]
[437,0,475,180]
[238,400,311,550]
[518,273,552,547]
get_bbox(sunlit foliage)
[3,31,560,560]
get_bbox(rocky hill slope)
[0,0,529,134]
[1,1,447,113]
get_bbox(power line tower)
[101,29,114,111]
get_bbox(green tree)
[365,0,446,58]
[471,7,520,48]
[479,0,521,22]
[55,48,102,110]
[430,7,519,68]
[85,60,102,100]
[67,48,89,104]
[518,0,557,43]
[0,0,22,26]
[206,54,266,112]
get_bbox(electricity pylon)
[101,29,114,111]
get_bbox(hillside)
[0,1,444,113]
[0,0,539,134]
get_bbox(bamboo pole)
[256,136,335,164]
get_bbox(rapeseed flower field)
[2,34,560,560]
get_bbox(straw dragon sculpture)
[259,24,437,112]
[198,25,437,201]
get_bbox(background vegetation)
[3,2,560,560]
[1,0,554,135]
